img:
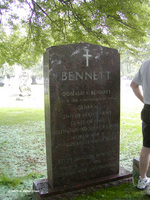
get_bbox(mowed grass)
[69,183,150,200]
[0,106,147,200]
[0,108,46,200]
[120,108,143,171]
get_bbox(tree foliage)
[1,0,150,67]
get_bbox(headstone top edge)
[44,43,119,54]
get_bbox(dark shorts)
[141,104,150,147]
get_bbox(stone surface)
[33,167,132,200]
[43,43,120,188]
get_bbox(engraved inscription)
[83,49,92,66]
[62,71,111,81]
[56,123,119,135]
[58,151,117,164]
[55,137,117,148]
[55,163,118,178]
[62,90,111,97]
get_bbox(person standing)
[130,59,150,194]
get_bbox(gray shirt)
[133,59,150,105]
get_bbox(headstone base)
[33,166,132,200]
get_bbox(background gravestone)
[18,71,31,97]
[43,43,120,188]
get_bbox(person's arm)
[130,81,144,103]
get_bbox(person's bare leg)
[139,146,150,178]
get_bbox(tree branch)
[107,15,137,30]
[33,1,53,22]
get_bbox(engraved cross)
[83,49,92,67]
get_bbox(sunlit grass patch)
[0,108,44,125]
[68,183,149,200]
[0,173,44,188]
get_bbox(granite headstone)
[43,43,120,188]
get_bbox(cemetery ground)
[0,83,150,200]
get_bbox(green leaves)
[1,0,150,67]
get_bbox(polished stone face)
[43,43,120,188]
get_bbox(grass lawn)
[0,108,46,200]
[0,106,148,200]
